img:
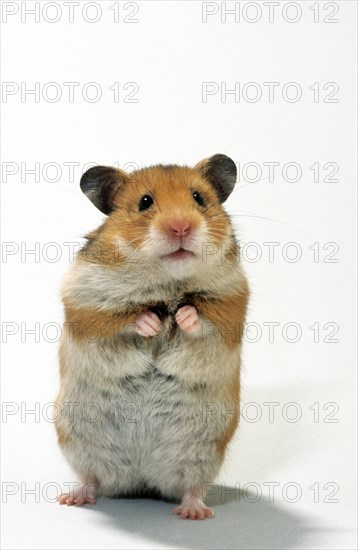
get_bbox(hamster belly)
[57,330,238,501]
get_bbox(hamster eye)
[192,191,205,207]
[138,195,154,212]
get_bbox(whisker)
[202,201,220,214]
[232,172,290,193]
[205,216,227,223]
[115,204,153,221]
[148,188,162,214]
[229,211,310,236]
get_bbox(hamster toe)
[58,482,97,507]
[175,305,200,333]
[135,310,161,337]
[172,497,214,520]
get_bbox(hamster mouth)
[161,248,196,261]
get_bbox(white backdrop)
[1,1,357,549]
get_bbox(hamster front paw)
[175,305,200,334]
[134,310,162,337]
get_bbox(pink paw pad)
[175,305,200,334]
[135,310,161,337]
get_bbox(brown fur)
[63,301,138,341]
[194,279,249,351]
[215,373,241,457]
[56,419,70,446]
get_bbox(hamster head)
[80,154,237,280]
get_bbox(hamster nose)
[170,219,191,237]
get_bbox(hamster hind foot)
[58,480,98,506]
[172,488,214,520]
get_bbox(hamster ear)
[194,154,237,203]
[80,166,128,215]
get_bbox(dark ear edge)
[195,154,237,203]
[80,166,127,215]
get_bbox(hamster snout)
[168,217,191,237]
[152,211,204,261]
[157,212,200,240]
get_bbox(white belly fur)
[57,322,241,501]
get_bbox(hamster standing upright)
[56,154,249,520]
